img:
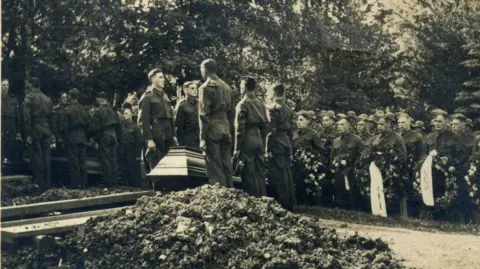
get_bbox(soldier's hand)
[148,139,156,149]
[26,136,33,145]
[199,140,206,151]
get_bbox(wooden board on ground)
[1,175,33,183]
[1,191,153,219]
[1,208,124,243]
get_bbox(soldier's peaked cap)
[412,120,425,130]
[68,88,80,99]
[431,109,448,118]
[346,111,356,118]
[358,114,368,121]
[324,110,337,120]
[96,91,108,99]
[365,115,377,123]
[147,68,163,80]
[451,113,467,122]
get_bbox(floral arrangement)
[465,154,480,208]
[293,147,328,197]
[413,152,461,210]
[353,146,406,200]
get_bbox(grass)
[295,206,480,236]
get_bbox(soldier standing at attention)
[451,114,475,153]
[23,77,56,191]
[331,118,365,210]
[138,68,177,170]
[1,78,21,165]
[233,76,269,197]
[119,107,144,187]
[174,81,200,148]
[198,59,235,187]
[266,83,296,210]
[53,92,69,149]
[93,91,121,186]
[61,88,90,188]
[412,120,427,139]
[318,110,338,206]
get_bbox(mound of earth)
[3,185,405,269]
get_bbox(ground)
[317,219,480,269]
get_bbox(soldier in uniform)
[93,91,121,186]
[412,120,427,139]
[233,76,269,197]
[398,114,425,217]
[318,110,338,206]
[425,111,469,221]
[61,88,90,188]
[357,118,373,145]
[198,59,235,187]
[53,92,69,153]
[174,81,200,148]
[119,107,144,187]
[466,118,474,134]
[365,115,378,135]
[451,114,475,153]
[370,113,408,217]
[331,118,365,210]
[266,83,296,210]
[138,69,177,170]
[23,77,56,191]
[1,78,21,164]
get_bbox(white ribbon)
[344,175,350,191]
[420,151,436,206]
[369,162,387,217]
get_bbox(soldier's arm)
[15,99,21,135]
[266,108,277,153]
[115,111,123,141]
[454,136,469,165]
[234,103,247,153]
[47,99,57,140]
[198,86,212,141]
[312,131,324,151]
[140,95,153,141]
[174,104,185,144]
[397,136,407,158]
[134,125,144,154]
[23,96,32,139]
[415,137,425,161]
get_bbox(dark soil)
[295,206,480,236]
[2,185,405,269]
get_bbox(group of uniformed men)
[1,59,478,222]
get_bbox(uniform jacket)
[266,98,294,154]
[198,77,235,141]
[234,94,269,152]
[426,129,469,165]
[331,132,365,170]
[1,93,20,134]
[120,120,143,157]
[293,128,323,152]
[61,101,90,146]
[370,130,407,158]
[93,103,121,140]
[23,88,55,139]
[174,97,199,144]
[401,129,425,163]
[138,86,174,141]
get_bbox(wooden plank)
[1,175,33,183]
[1,207,125,228]
[1,216,93,243]
[1,191,153,219]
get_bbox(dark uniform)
[293,128,324,205]
[401,129,425,217]
[266,99,296,209]
[119,120,143,187]
[93,103,121,186]
[331,133,365,209]
[425,130,469,221]
[234,94,269,197]
[318,126,339,206]
[199,77,235,187]
[138,86,175,169]
[1,93,21,163]
[461,132,476,154]
[402,130,425,163]
[174,97,199,148]
[53,103,68,149]
[23,89,55,190]
[359,130,373,146]
[370,131,407,215]
[61,101,90,188]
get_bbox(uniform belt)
[152,118,171,124]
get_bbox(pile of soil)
[3,185,405,269]
[2,187,142,206]
[1,182,41,206]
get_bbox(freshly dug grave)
[1,182,41,206]
[4,185,405,269]
[1,187,142,206]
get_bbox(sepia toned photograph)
[1,0,479,268]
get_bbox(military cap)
[358,114,368,121]
[365,115,377,123]
[381,112,397,124]
[147,68,163,80]
[396,112,409,119]
[412,120,426,130]
[68,88,80,99]
[374,110,385,120]
[346,111,356,118]
[467,118,474,127]
[451,113,467,122]
[296,110,316,121]
[96,91,108,99]
[337,113,346,119]
[324,110,337,121]
[431,108,448,118]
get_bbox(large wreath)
[465,154,480,208]
[293,147,329,197]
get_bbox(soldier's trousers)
[239,131,267,197]
[29,135,52,191]
[147,122,174,170]
[1,118,17,163]
[268,144,296,210]
[120,155,142,187]
[205,136,233,188]
[98,132,118,186]
[180,131,200,149]
[66,144,87,188]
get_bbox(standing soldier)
[23,77,55,191]
[1,78,21,164]
[198,59,235,187]
[331,118,365,210]
[233,76,269,197]
[93,91,121,186]
[61,88,90,188]
[174,81,200,148]
[466,118,474,135]
[318,110,338,206]
[266,83,296,210]
[138,69,177,170]
[357,117,373,145]
[451,114,475,153]
[412,120,427,139]
[365,115,378,135]
[53,92,69,154]
[119,107,144,187]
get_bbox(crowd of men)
[1,58,478,223]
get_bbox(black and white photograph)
[1,0,480,268]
